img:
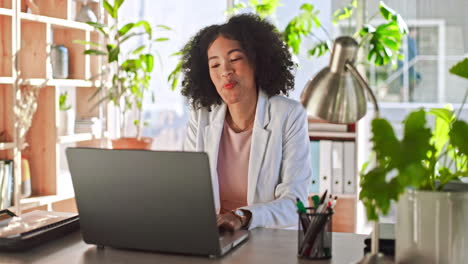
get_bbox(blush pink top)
[217,120,253,214]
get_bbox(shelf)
[308,193,357,199]
[309,131,356,139]
[21,194,75,205]
[20,12,93,31]
[0,77,13,84]
[0,7,12,16]
[17,194,76,213]
[0,142,15,150]
[19,78,101,87]
[58,132,107,144]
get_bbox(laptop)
[66,147,249,257]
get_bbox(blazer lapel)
[247,90,271,204]
[204,104,226,213]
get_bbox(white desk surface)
[0,228,367,264]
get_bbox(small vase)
[76,4,97,23]
[51,45,69,79]
[59,110,75,136]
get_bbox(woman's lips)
[224,82,237,89]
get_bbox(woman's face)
[207,36,257,106]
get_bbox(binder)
[0,161,13,209]
[319,140,332,194]
[331,141,344,194]
[5,161,13,208]
[0,161,4,207]
[343,142,356,194]
[309,141,320,193]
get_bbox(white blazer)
[183,90,311,229]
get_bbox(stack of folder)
[0,160,14,209]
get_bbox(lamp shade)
[300,36,368,124]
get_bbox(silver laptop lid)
[66,147,222,256]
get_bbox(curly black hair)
[181,14,295,109]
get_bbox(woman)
[182,14,311,231]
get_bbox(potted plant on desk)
[359,57,468,263]
[78,0,170,149]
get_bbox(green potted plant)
[168,1,408,88]
[77,0,170,149]
[58,91,75,136]
[360,57,468,263]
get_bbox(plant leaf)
[449,120,468,156]
[379,1,396,21]
[283,4,320,55]
[141,54,154,73]
[154,37,169,42]
[156,24,172,31]
[332,0,357,24]
[103,0,115,18]
[73,40,101,47]
[118,23,135,36]
[308,41,331,57]
[114,0,124,11]
[108,46,120,63]
[370,118,400,167]
[121,32,147,44]
[135,20,152,39]
[168,60,183,91]
[449,58,468,79]
[429,108,454,157]
[132,45,146,55]
[401,109,433,166]
[225,2,247,16]
[84,49,107,56]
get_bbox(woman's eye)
[231,57,242,62]
[210,64,220,68]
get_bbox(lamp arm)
[345,62,380,118]
[346,62,382,257]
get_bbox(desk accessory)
[0,209,79,251]
[301,36,383,263]
[74,0,98,23]
[297,206,333,259]
[51,45,69,79]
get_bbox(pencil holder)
[297,208,333,259]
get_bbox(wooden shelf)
[309,131,356,139]
[58,132,108,144]
[17,194,77,213]
[0,77,13,84]
[2,0,108,200]
[19,78,101,87]
[0,142,15,150]
[20,12,92,31]
[0,7,12,16]
[308,193,357,199]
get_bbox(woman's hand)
[217,213,242,231]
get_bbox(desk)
[0,228,366,264]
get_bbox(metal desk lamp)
[301,36,388,263]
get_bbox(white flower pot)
[396,190,468,264]
[59,110,75,136]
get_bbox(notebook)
[0,209,79,251]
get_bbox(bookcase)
[0,0,108,212]
[307,118,358,233]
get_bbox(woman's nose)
[221,64,234,77]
